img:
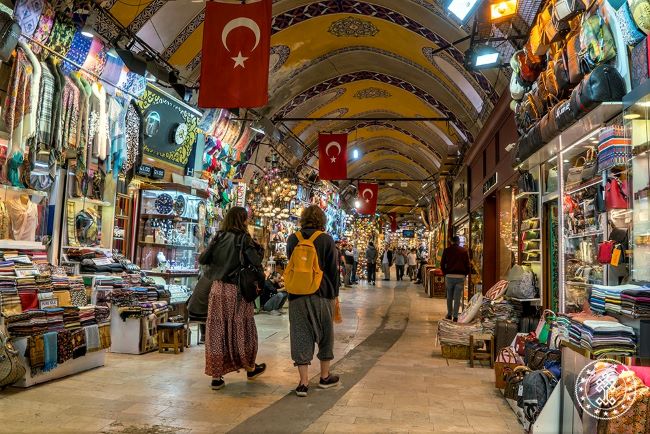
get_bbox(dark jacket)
[261,279,280,306]
[441,244,471,276]
[366,246,378,264]
[381,250,393,264]
[286,228,339,300]
[198,231,263,283]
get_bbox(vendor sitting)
[261,272,287,315]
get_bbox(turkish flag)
[357,183,379,215]
[389,212,398,232]
[318,133,348,180]
[198,0,271,108]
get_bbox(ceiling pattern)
[99,0,507,211]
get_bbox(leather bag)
[617,1,646,46]
[0,11,20,62]
[598,240,616,263]
[520,47,545,83]
[516,123,543,164]
[495,347,524,389]
[570,65,627,118]
[229,234,265,303]
[553,99,576,131]
[566,157,586,187]
[581,148,598,181]
[605,177,630,209]
[553,50,571,93]
[567,33,584,84]
[553,0,586,22]
[504,366,531,401]
[0,330,25,389]
[540,112,560,143]
[496,320,520,353]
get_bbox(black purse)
[516,123,543,164]
[570,65,627,118]
[0,11,20,62]
[229,235,264,303]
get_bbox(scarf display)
[99,324,111,350]
[42,331,58,372]
[84,324,100,352]
[28,334,45,375]
[57,329,73,364]
[70,328,86,359]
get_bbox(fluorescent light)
[251,126,265,135]
[81,30,94,38]
[475,52,500,67]
[353,149,359,159]
[447,0,479,21]
[354,200,361,208]
[624,113,641,120]
[563,159,570,163]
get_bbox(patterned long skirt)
[204,280,258,378]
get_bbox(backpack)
[521,370,557,423]
[284,231,323,295]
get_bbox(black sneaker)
[453,317,458,323]
[247,363,266,380]
[445,314,452,320]
[211,377,225,390]
[319,375,340,389]
[296,384,309,397]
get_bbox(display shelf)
[139,241,196,250]
[0,240,47,250]
[142,270,199,278]
[0,184,48,198]
[62,245,112,252]
[515,191,540,200]
[67,197,112,207]
[566,230,604,239]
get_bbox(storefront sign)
[235,183,247,207]
[483,173,498,195]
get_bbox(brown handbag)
[495,347,524,389]
[567,33,584,84]
[553,49,571,93]
[504,366,531,400]
[0,330,26,389]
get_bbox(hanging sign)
[235,183,247,207]
[483,173,498,195]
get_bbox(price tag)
[151,167,165,180]
[40,298,58,309]
[137,164,153,177]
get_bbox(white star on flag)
[330,157,337,163]
[365,199,370,203]
[232,51,249,68]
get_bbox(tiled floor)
[0,281,521,433]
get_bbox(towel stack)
[581,320,636,356]
[620,288,650,318]
[44,307,65,332]
[79,306,97,327]
[6,310,48,336]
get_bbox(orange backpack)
[284,231,323,295]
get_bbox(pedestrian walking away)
[196,207,267,391]
[285,205,341,397]
[441,235,471,322]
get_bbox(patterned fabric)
[70,328,86,359]
[31,0,54,54]
[4,48,33,161]
[36,61,55,149]
[81,37,108,79]
[485,280,510,300]
[599,372,650,434]
[28,334,45,375]
[88,82,107,166]
[123,101,142,173]
[48,59,65,157]
[63,31,93,75]
[62,76,81,151]
[47,13,76,56]
[57,329,73,364]
[106,96,126,170]
[205,280,258,378]
[99,324,111,349]
[99,51,124,95]
[13,0,45,37]
[123,71,146,98]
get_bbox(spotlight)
[490,0,517,21]
[355,200,361,209]
[465,46,500,70]
[352,149,360,159]
[446,0,480,21]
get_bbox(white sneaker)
[269,310,282,316]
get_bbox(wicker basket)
[441,344,471,360]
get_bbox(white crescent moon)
[362,188,374,200]
[325,141,341,157]
[221,17,261,53]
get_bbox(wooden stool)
[469,333,494,368]
[157,322,186,354]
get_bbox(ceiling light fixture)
[490,0,518,21]
[465,45,501,70]
[446,0,480,21]
[624,113,641,120]
[352,149,360,159]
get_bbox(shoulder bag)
[605,177,630,209]
[566,157,586,187]
[553,99,576,131]
[553,49,571,93]
[0,330,25,389]
[579,12,617,71]
[553,0,586,22]
[540,112,560,143]
[567,33,585,84]
[0,11,20,62]
[598,240,616,263]
[228,234,265,303]
[616,1,646,46]
[516,123,544,164]
[581,148,598,181]
[504,366,531,401]
[570,65,627,118]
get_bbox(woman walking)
[198,207,266,390]
[395,248,406,281]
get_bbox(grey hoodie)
[365,245,378,264]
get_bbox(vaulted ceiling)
[100,0,510,213]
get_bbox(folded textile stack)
[80,258,125,274]
[6,310,48,336]
[79,306,97,327]
[68,276,86,296]
[44,307,65,332]
[581,320,636,356]
[26,250,48,266]
[0,260,15,275]
[35,274,54,294]
[94,306,110,324]
[62,306,81,330]
[569,320,583,347]
[590,286,607,314]
[438,319,484,346]
[0,276,19,316]
[555,314,572,343]
[621,288,650,318]
[479,299,519,333]
[17,276,38,310]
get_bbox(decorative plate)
[174,195,186,216]
[154,193,174,215]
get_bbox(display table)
[110,306,168,354]
[12,337,106,388]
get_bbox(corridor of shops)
[1,0,650,433]
[0,280,520,434]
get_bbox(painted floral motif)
[328,16,379,37]
[270,45,290,73]
[354,87,392,99]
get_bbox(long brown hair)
[221,206,249,233]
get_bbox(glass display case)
[135,184,210,282]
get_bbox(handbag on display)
[631,36,650,89]
[535,310,557,345]
[523,229,541,240]
[516,123,544,164]
[0,330,25,389]
[553,0,586,22]
[553,50,571,94]
[511,72,527,101]
[546,166,559,193]
[522,47,546,83]
[596,183,606,212]
[597,126,632,172]
[566,157,586,188]
[581,148,598,181]
[503,366,531,401]
[0,11,20,62]
[605,176,630,209]
[553,99,577,131]
[579,12,617,71]
[567,34,585,84]
[540,112,560,143]
[629,0,650,34]
[495,347,525,389]
[546,8,571,43]
[598,240,616,263]
[518,170,538,192]
[616,1,646,46]
[570,65,627,118]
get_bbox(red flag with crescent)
[318,133,348,180]
[389,212,398,232]
[357,183,379,215]
[198,0,271,108]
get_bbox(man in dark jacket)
[365,242,378,285]
[441,236,471,322]
[286,205,340,397]
[261,272,287,315]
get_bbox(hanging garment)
[88,82,107,164]
[123,100,143,176]
[36,61,55,150]
[4,47,33,160]
[13,0,44,38]
[106,96,126,171]
[5,197,38,241]
[30,0,54,55]
[62,30,92,75]
[61,76,81,152]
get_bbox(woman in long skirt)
[198,207,266,390]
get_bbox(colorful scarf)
[98,324,111,350]
[57,329,73,364]
[28,334,45,375]
[71,328,86,359]
[43,331,58,372]
[84,324,100,352]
